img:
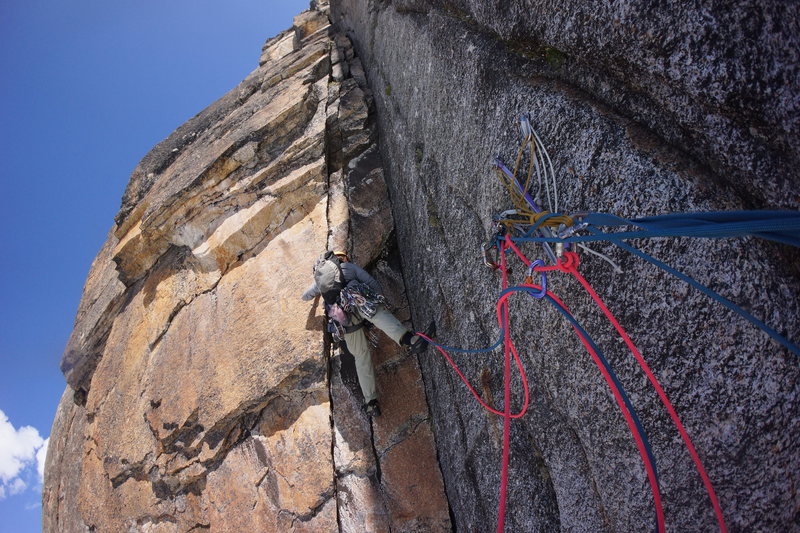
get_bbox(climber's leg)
[343,319,377,403]
[369,307,434,353]
[368,307,409,345]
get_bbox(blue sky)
[0,1,311,530]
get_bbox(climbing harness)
[414,115,799,532]
[324,302,364,342]
[339,281,389,319]
[325,281,387,342]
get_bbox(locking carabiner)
[523,259,548,298]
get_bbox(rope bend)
[522,238,727,533]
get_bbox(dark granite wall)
[331,1,800,531]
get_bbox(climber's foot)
[365,399,381,417]
[409,321,436,354]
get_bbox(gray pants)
[343,307,409,403]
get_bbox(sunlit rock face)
[44,4,450,532]
[331,1,799,532]
[44,1,800,532]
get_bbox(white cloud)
[9,478,27,495]
[36,437,49,482]
[0,409,47,500]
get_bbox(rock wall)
[44,1,800,532]
[44,5,450,532]
[331,1,799,532]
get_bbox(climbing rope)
[500,218,800,356]
[412,115,797,532]
[489,119,800,356]
[507,236,727,532]
[418,239,666,533]
[422,330,505,354]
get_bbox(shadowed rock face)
[330,1,799,532]
[44,1,799,532]
[44,5,450,532]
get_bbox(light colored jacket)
[301,261,382,301]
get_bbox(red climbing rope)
[506,234,724,532]
[497,242,512,533]
[533,250,727,533]
[414,329,529,418]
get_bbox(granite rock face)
[45,1,800,532]
[331,1,799,532]
[44,6,450,532]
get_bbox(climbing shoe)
[409,321,436,354]
[364,399,381,417]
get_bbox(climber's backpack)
[313,251,345,305]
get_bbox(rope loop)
[558,251,580,271]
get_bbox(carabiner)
[483,242,500,270]
[523,259,547,298]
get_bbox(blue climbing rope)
[426,329,505,353]
[491,210,800,356]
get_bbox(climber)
[301,251,432,417]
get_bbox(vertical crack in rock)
[331,2,800,531]
[367,419,383,484]
[323,25,347,533]
[48,3,448,532]
[322,59,343,529]
[324,21,452,532]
